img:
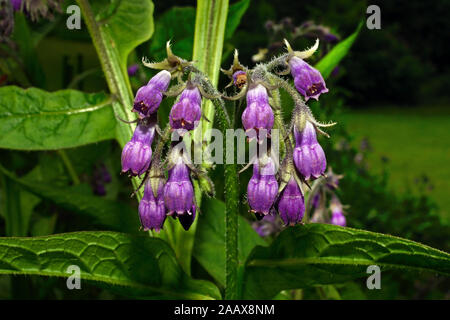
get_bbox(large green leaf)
[315,21,363,79]
[0,231,221,299]
[194,198,267,286]
[0,165,139,234]
[0,86,115,150]
[242,223,450,299]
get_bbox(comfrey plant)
[121,39,335,235]
[0,1,448,301]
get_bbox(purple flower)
[127,64,139,77]
[293,121,326,180]
[169,84,202,131]
[11,0,22,11]
[241,84,274,141]
[163,156,196,229]
[330,197,346,227]
[330,212,346,227]
[121,121,156,177]
[277,177,305,226]
[139,178,166,232]
[289,56,328,101]
[312,192,321,208]
[247,156,278,219]
[133,70,171,118]
[252,214,283,237]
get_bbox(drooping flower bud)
[163,155,196,229]
[241,84,274,141]
[121,120,156,177]
[133,70,171,118]
[169,84,202,131]
[289,56,328,101]
[330,196,346,227]
[277,177,305,226]
[293,121,326,180]
[247,155,278,219]
[139,176,166,232]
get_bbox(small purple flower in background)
[247,156,278,219]
[252,214,283,237]
[121,120,156,177]
[289,56,328,101]
[139,176,166,232]
[92,164,112,196]
[311,192,321,208]
[329,196,346,227]
[11,0,22,11]
[241,84,274,141]
[163,154,196,230]
[277,177,305,226]
[169,83,202,131]
[133,70,171,118]
[127,64,139,77]
[293,120,327,180]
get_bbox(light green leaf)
[194,198,267,286]
[0,231,221,299]
[0,86,116,150]
[95,0,154,72]
[242,223,450,299]
[315,21,363,79]
[0,165,139,234]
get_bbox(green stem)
[192,0,239,297]
[76,0,140,193]
[57,150,80,185]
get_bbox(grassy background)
[337,105,450,223]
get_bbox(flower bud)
[133,70,171,118]
[163,156,195,217]
[293,121,326,180]
[139,178,166,232]
[289,56,328,101]
[121,121,156,177]
[277,177,305,226]
[247,156,278,218]
[169,84,202,131]
[241,84,274,141]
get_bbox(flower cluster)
[121,45,211,232]
[228,39,335,230]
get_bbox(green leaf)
[95,0,154,73]
[149,0,250,61]
[224,0,250,40]
[149,7,196,61]
[0,231,221,299]
[242,223,450,299]
[315,21,363,79]
[0,165,139,234]
[0,86,116,150]
[194,198,267,286]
